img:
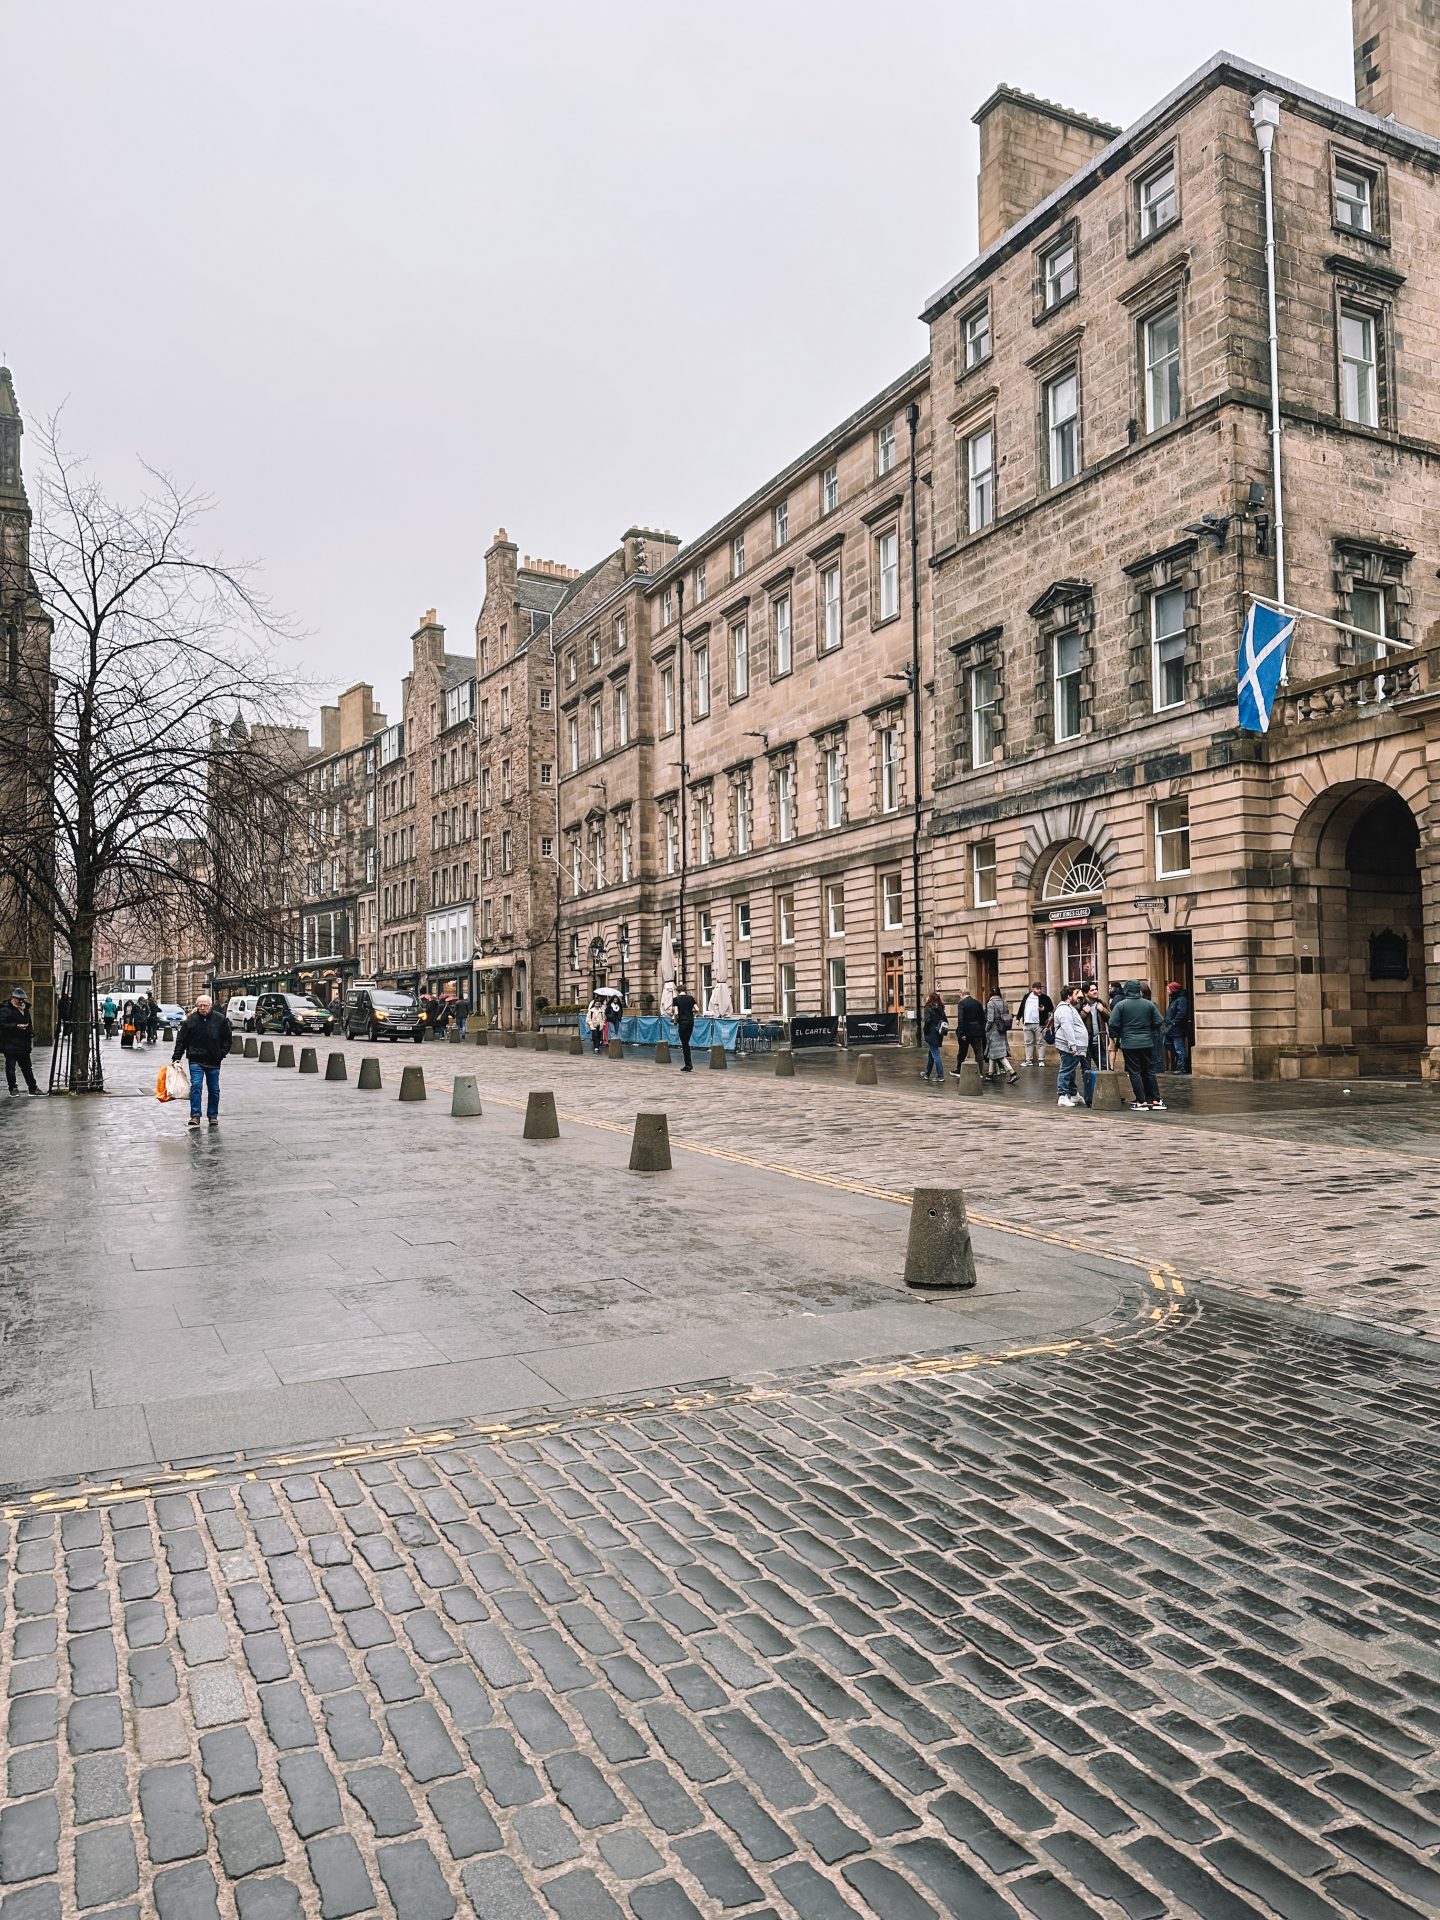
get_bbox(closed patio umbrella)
[708,922,734,1019]
[658,923,677,1020]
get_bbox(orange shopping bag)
[156,1067,171,1102]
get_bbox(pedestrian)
[171,991,233,1130]
[1017,981,1052,1066]
[1053,985,1090,1108]
[921,991,948,1083]
[1109,981,1166,1111]
[1163,981,1191,1074]
[673,982,697,1071]
[954,990,986,1074]
[586,998,604,1052]
[984,987,1019,1085]
[102,992,117,1038]
[144,994,160,1045]
[0,987,42,1096]
[120,1000,137,1048]
[433,998,450,1037]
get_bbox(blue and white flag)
[1237,600,1296,734]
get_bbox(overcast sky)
[8,1,1352,728]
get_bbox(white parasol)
[658,923,677,1020]
[707,921,734,1018]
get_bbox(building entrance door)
[882,951,904,1013]
[971,948,999,1002]
[1153,931,1192,1070]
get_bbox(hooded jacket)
[1108,984,1163,1052]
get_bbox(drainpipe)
[676,578,688,990]
[1251,93,1287,666]
[905,402,924,1036]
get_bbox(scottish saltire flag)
[1237,601,1296,733]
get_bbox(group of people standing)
[421,993,465,1036]
[101,993,161,1045]
[921,978,1191,1112]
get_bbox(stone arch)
[1012,803,1119,896]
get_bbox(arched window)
[1042,844,1106,901]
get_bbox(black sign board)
[845,1012,899,1046]
[1031,902,1107,926]
[789,1014,839,1049]
[1203,976,1240,993]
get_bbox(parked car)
[156,1003,186,1027]
[344,987,426,1043]
[224,994,261,1032]
[256,992,336,1037]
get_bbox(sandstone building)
[294,682,385,1002]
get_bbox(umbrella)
[707,921,734,1018]
[658,923,677,1020]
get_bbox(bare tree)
[0,420,310,1089]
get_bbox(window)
[1335,162,1373,234]
[501,758,512,802]
[820,565,842,653]
[500,686,511,728]
[827,956,847,1018]
[1155,798,1190,876]
[501,829,513,874]
[737,958,752,1014]
[500,622,510,660]
[566,652,577,685]
[1053,631,1082,741]
[877,421,896,475]
[880,727,900,814]
[876,530,899,621]
[824,747,844,828]
[778,961,797,1020]
[823,464,839,514]
[694,643,710,717]
[662,587,674,627]
[568,715,580,773]
[1151,586,1187,710]
[735,780,750,853]
[778,892,795,944]
[539,687,552,711]
[614,681,630,746]
[1046,370,1079,486]
[571,842,582,897]
[731,532,745,577]
[539,762,553,786]
[694,563,707,605]
[1042,235,1077,309]
[481,767,492,809]
[963,302,991,369]
[731,620,749,698]
[614,610,627,651]
[1137,155,1177,237]
[971,664,998,765]
[1350,584,1388,663]
[663,809,678,875]
[773,594,792,676]
[882,871,903,930]
[736,900,751,941]
[618,815,632,882]
[661,663,675,734]
[774,499,789,545]
[697,791,713,865]
[697,908,712,948]
[588,630,601,668]
[1143,304,1181,431]
[777,765,796,843]
[972,839,997,907]
[826,882,846,937]
[590,701,603,760]
[540,834,553,859]
[967,426,995,531]
[1340,305,1378,427]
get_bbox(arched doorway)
[1294,782,1423,1076]
[1037,842,1108,994]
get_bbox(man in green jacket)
[1108,981,1166,1111]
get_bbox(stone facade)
[973,88,1119,252]
[294,682,385,1006]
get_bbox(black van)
[344,988,426,1043]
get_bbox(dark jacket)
[956,995,986,1041]
[1163,991,1190,1036]
[1018,989,1054,1026]
[673,992,697,1032]
[1108,985,1163,1052]
[0,1001,34,1053]
[172,1009,233,1068]
[922,1000,948,1047]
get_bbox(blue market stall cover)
[618,1014,740,1051]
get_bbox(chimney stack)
[1353,0,1440,138]
[972,86,1119,252]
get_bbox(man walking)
[1163,981,1191,1074]
[921,991,948,1083]
[1018,982,1052,1066]
[1109,981,1166,1111]
[954,991,986,1075]
[1053,985,1089,1107]
[0,987,42,1096]
[673,982,697,1072]
[171,992,232,1130]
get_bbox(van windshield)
[370,992,415,1010]
[286,996,325,1012]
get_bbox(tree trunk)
[68,917,99,1093]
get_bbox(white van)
[224,994,260,1032]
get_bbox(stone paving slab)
[3,1299,1440,1918]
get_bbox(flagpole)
[1245,592,1416,652]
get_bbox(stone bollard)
[855,1052,877,1086]
[1088,1069,1132,1111]
[473,1029,489,1047]
[904,1188,978,1292]
[709,1043,727,1070]
[451,1074,482,1117]
[357,1057,382,1090]
[298,1047,318,1074]
[276,1043,296,1068]
[325,1052,347,1081]
[775,1049,795,1078]
[568,1035,584,1056]
[399,1064,425,1102]
[162,1026,174,1042]
[607,1036,624,1060]
[654,1040,671,1065]
[955,1060,984,1097]
[503,1031,518,1049]
[523,1090,559,1140]
[629,1111,672,1172]
[447,1027,466,1045]
[231,1035,245,1056]
[258,1040,276,1064]
[243,1036,259,1058]
[535,1033,549,1053]
[1017,1064,1050,1104]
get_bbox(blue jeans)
[1057,1051,1082,1099]
[1166,1031,1187,1072]
[189,1062,221,1118]
[924,1043,944,1080]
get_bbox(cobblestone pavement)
[4,1297,1440,1918]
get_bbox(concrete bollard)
[298,1047,318,1073]
[473,1029,489,1047]
[904,1188,978,1292]
[1017,1064,1050,1104]
[243,1036,259,1058]
[276,1043,296,1068]
[608,1036,624,1060]
[629,1111,672,1172]
[399,1064,426,1102]
[523,1090,559,1140]
[447,1027,466,1045]
[775,1049,795,1078]
[451,1074,481,1117]
[503,1031,518,1049]
[855,1052,877,1086]
[654,1040,671,1065]
[357,1057,382,1090]
[231,1036,245,1056]
[325,1052,347,1081]
[535,1033,549,1053]
[162,1026,174,1042]
[1088,1069,1132,1111]
[258,1040,276,1063]
[709,1043,727,1070]
[955,1060,984,1097]
[568,1035,584,1055]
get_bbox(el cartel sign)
[1203,975,1241,993]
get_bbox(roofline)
[971,83,1120,141]
[643,356,931,591]
[921,50,1440,324]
